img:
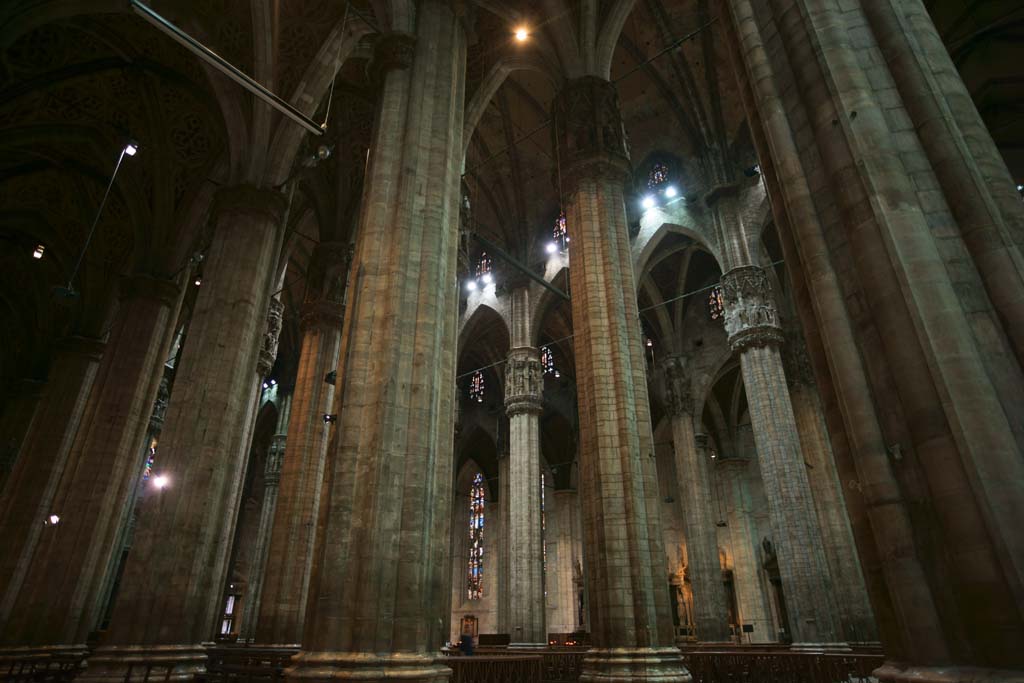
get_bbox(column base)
[78,644,208,682]
[579,647,692,682]
[874,663,1024,683]
[285,651,451,682]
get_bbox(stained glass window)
[467,473,485,600]
[141,438,157,481]
[476,252,492,279]
[708,285,725,320]
[469,370,485,403]
[541,346,559,378]
[553,212,569,251]
[648,163,669,189]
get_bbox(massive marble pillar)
[496,450,511,634]
[1,274,184,656]
[0,379,43,491]
[720,265,840,647]
[255,242,348,647]
[785,337,876,644]
[661,357,731,643]
[80,186,285,681]
[504,341,545,647]
[0,336,105,623]
[725,0,1024,675]
[286,7,465,680]
[553,75,688,681]
[239,396,289,639]
[716,457,773,643]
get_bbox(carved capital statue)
[659,355,694,417]
[720,266,784,352]
[504,347,544,416]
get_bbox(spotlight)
[124,141,138,157]
[546,242,557,254]
[642,195,656,210]
[153,474,169,489]
[466,280,477,292]
[194,277,202,286]
[664,186,677,198]
[514,26,529,42]
[262,382,269,389]
[32,244,45,259]
[1018,184,1023,192]
[269,379,277,386]
[323,413,337,424]
[45,514,60,526]
[482,272,493,285]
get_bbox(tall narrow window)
[553,212,568,251]
[220,594,239,635]
[467,473,485,600]
[469,370,485,403]
[541,346,559,378]
[708,285,725,321]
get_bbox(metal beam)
[129,0,324,136]
[471,232,569,301]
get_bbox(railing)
[680,649,884,683]
[199,646,297,682]
[0,650,84,682]
[446,654,544,683]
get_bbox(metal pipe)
[471,232,569,301]
[128,0,324,136]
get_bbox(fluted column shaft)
[0,337,105,625]
[80,186,285,682]
[721,266,839,647]
[287,10,465,681]
[716,458,773,643]
[496,451,511,634]
[240,397,290,639]
[255,243,348,647]
[2,275,184,651]
[661,358,731,642]
[554,76,688,681]
[504,343,545,647]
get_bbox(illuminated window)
[220,594,239,635]
[708,286,725,321]
[467,473,485,600]
[553,212,568,251]
[141,438,157,481]
[541,346,559,378]
[469,370,485,403]
[475,252,492,279]
[648,163,669,189]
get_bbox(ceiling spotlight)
[46,514,60,526]
[482,272,493,285]
[664,186,678,198]
[466,280,477,292]
[1018,184,1024,192]
[153,474,169,489]
[514,26,529,42]
[323,413,338,424]
[124,141,139,157]
[194,277,202,286]
[546,242,558,254]
[32,244,45,259]
[269,379,277,386]
[642,195,656,210]
[262,382,269,389]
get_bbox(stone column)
[0,336,105,626]
[551,490,582,636]
[661,357,731,643]
[720,265,839,648]
[80,186,285,681]
[716,457,773,643]
[785,336,876,644]
[504,342,545,647]
[496,450,511,634]
[255,242,348,647]
[553,76,688,681]
[1,274,184,655]
[0,379,43,491]
[239,396,289,639]
[286,8,465,680]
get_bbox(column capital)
[504,347,543,416]
[119,274,180,307]
[368,32,416,83]
[257,299,285,377]
[551,76,631,193]
[213,185,288,223]
[720,265,784,352]
[715,456,749,476]
[658,355,693,417]
[300,299,345,332]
